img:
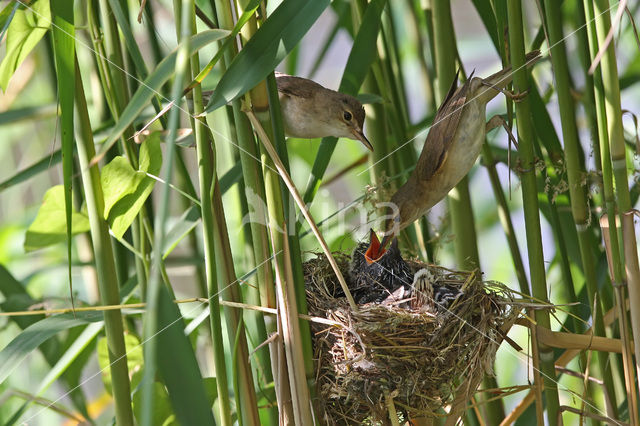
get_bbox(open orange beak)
[365,229,387,264]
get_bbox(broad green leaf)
[219,162,242,193]
[302,0,387,205]
[0,265,90,415]
[356,93,384,105]
[0,1,20,44]
[24,186,90,252]
[0,103,57,126]
[133,377,176,426]
[188,0,261,90]
[0,0,50,90]
[154,285,215,426]
[0,148,61,194]
[162,205,201,258]
[6,322,103,426]
[0,312,104,385]
[204,0,331,112]
[97,333,143,395]
[93,29,229,163]
[470,0,500,52]
[160,164,242,257]
[101,135,162,239]
[51,0,76,309]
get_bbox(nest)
[304,253,520,425]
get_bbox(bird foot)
[480,80,530,102]
[485,115,519,150]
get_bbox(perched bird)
[348,229,413,304]
[140,74,373,151]
[376,51,541,252]
[275,73,372,151]
[411,268,463,312]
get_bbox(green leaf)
[51,0,76,309]
[97,333,143,395]
[204,0,331,112]
[0,148,61,193]
[101,135,162,239]
[93,29,229,163]
[470,0,500,52]
[154,285,215,426]
[132,375,176,426]
[0,0,50,91]
[6,322,103,426]
[302,0,387,205]
[24,185,91,252]
[356,93,384,105]
[0,312,104,385]
[162,205,200,258]
[0,1,20,44]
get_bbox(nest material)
[304,253,520,425]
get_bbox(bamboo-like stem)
[245,109,357,310]
[507,1,560,423]
[270,221,313,425]
[73,60,134,426]
[211,179,261,425]
[481,146,529,294]
[593,0,640,410]
[503,303,625,424]
[137,2,193,423]
[540,0,606,367]
[210,0,281,404]
[431,2,500,423]
[187,10,232,426]
[431,1,481,272]
[582,1,624,416]
[264,73,315,375]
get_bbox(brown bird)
[140,74,373,151]
[375,51,542,252]
[275,73,372,151]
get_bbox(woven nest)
[304,253,520,425]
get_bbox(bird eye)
[343,111,352,121]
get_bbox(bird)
[139,73,373,151]
[374,51,542,253]
[411,268,463,312]
[275,73,373,151]
[348,229,413,304]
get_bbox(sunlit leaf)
[101,134,162,239]
[97,333,143,395]
[24,186,90,252]
[0,0,50,91]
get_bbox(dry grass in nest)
[304,253,521,425]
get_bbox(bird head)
[364,228,401,264]
[332,94,372,151]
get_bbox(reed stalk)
[592,0,640,407]
[73,60,134,426]
[507,1,560,423]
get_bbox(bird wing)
[276,74,325,99]
[415,71,473,182]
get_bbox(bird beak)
[379,233,393,254]
[364,229,385,264]
[351,129,373,152]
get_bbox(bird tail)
[474,50,542,104]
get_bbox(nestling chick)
[348,229,413,304]
[276,73,372,151]
[411,268,464,312]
